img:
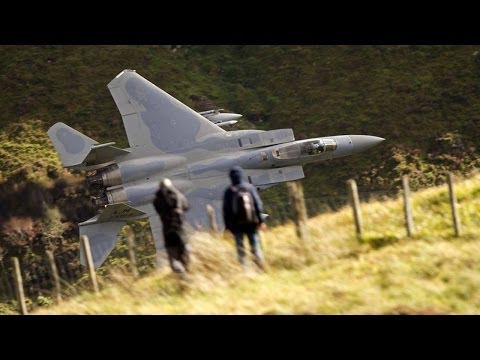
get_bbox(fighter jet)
[47,69,384,268]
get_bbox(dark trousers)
[233,231,265,269]
[165,232,189,273]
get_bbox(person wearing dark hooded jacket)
[153,178,190,273]
[223,166,267,270]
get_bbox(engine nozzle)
[92,193,109,209]
[86,172,104,187]
[85,164,122,189]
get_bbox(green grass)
[33,173,480,314]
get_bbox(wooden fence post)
[347,179,363,239]
[11,257,27,315]
[0,259,14,299]
[402,175,415,237]
[287,181,309,241]
[206,204,218,233]
[447,173,461,237]
[124,226,139,278]
[80,235,99,293]
[46,250,62,303]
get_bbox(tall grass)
[35,173,480,314]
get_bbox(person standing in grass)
[153,178,190,274]
[223,166,267,271]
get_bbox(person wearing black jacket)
[153,178,190,273]
[223,166,267,271]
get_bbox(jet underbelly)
[187,157,240,179]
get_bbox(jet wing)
[185,197,224,231]
[107,69,225,153]
[138,204,171,269]
[183,166,305,230]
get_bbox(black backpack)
[231,185,259,226]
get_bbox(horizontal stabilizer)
[79,220,126,268]
[79,203,147,268]
[82,143,130,170]
[97,202,146,223]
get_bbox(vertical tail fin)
[47,122,98,168]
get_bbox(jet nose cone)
[349,135,385,153]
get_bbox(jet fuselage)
[90,133,383,211]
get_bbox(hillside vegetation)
[34,173,480,315]
[2,46,480,193]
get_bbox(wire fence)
[266,188,398,225]
[0,251,81,303]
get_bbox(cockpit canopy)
[272,139,337,160]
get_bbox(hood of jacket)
[229,166,245,186]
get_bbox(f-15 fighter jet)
[48,69,384,268]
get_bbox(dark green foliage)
[2,45,479,196]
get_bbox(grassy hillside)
[2,45,480,192]
[34,173,480,315]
